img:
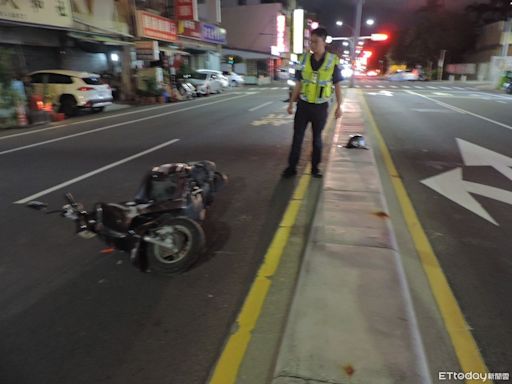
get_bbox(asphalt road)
[0,87,305,384]
[362,80,512,375]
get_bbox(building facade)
[221,1,288,84]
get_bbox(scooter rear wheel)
[146,217,205,275]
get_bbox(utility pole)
[349,0,363,88]
[501,17,512,57]
[438,49,446,81]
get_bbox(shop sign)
[0,0,73,28]
[135,40,159,61]
[276,14,286,53]
[201,23,226,44]
[136,10,177,42]
[175,0,197,21]
[178,20,201,39]
[72,0,130,35]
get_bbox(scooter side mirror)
[27,201,49,211]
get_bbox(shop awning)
[159,46,190,56]
[222,48,279,60]
[68,32,133,46]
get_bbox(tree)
[466,0,512,26]
[389,3,476,69]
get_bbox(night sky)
[297,0,479,69]
[298,0,478,35]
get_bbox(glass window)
[82,77,102,85]
[190,72,208,80]
[48,74,73,84]
[30,73,47,83]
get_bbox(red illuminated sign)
[137,11,177,42]
[175,0,198,21]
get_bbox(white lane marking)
[413,86,424,89]
[270,87,279,90]
[453,87,465,90]
[378,85,384,88]
[407,90,512,129]
[249,101,273,112]
[470,91,511,100]
[402,85,411,89]
[427,86,437,89]
[0,94,249,156]
[412,108,454,113]
[248,88,258,90]
[0,93,234,142]
[365,85,372,88]
[0,103,177,141]
[497,100,507,104]
[14,139,180,204]
[390,85,398,88]
[440,86,451,90]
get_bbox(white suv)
[196,69,229,88]
[28,70,113,116]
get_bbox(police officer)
[283,27,343,178]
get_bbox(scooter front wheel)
[145,217,205,275]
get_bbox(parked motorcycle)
[28,161,227,275]
[177,80,197,99]
[505,82,512,95]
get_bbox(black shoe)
[282,167,297,178]
[311,169,323,178]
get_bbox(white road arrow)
[457,139,512,181]
[421,168,512,226]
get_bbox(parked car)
[185,72,223,95]
[277,68,290,80]
[28,70,113,116]
[505,82,512,95]
[222,71,245,87]
[502,70,512,94]
[196,69,229,88]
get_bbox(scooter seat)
[97,203,137,233]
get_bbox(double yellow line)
[209,110,336,384]
[360,91,492,384]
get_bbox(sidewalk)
[270,89,432,384]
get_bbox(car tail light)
[78,86,95,91]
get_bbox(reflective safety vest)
[298,52,336,104]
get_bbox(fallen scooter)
[28,161,227,275]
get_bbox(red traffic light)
[371,33,389,41]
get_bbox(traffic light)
[228,56,234,64]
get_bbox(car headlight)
[287,79,296,87]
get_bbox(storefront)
[222,48,280,85]
[177,20,226,73]
[1,0,134,101]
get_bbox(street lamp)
[366,18,375,26]
[336,20,343,26]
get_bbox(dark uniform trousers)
[288,99,329,171]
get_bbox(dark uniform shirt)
[295,52,343,84]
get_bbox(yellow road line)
[360,91,492,384]
[209,110,336,384]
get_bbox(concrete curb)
[271,89,432,384]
